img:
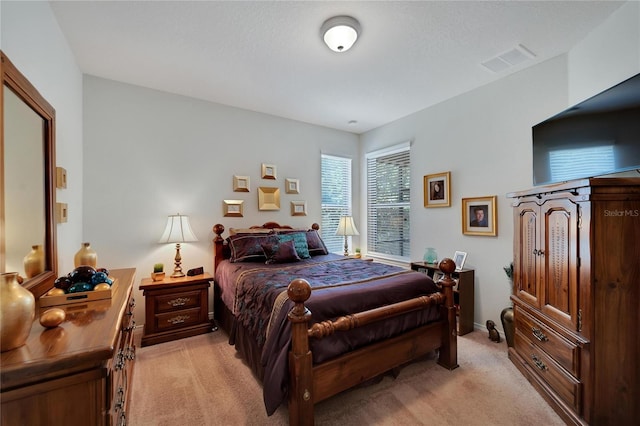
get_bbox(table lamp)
[159,213,198,278]
[335,216,359,256]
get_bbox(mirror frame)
[1,51,58,298]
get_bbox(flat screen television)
[532,72,640,186]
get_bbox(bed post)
[437,258,459,370]
[287,278,314,426]
[212,224,225,271]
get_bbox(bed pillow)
[262,239,301,264]
[304,230,329,256]
[276,232,311,259]
[227,233,277,262]
[278,229,328,256]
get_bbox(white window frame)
[321,154,353,254]
[365,141,411,262]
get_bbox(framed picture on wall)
[290,201,307,216]
[261,163,277,180]
[258,187,280,210]
[233,175,250,192]
[424,171,451,207]
[462,195,497,236]
[285,178,300,194]
[223,200,244,217]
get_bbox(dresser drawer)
[155,307,203,331]
[515,307,579,376]
[515,331,582,412]
[155,290,202,313]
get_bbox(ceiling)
[49,1,624,134]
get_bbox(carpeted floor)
[129,330,564,425]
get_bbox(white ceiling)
[49,1,624,134]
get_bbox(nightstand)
[139,273,213,346]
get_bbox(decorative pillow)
[262,239,301,264]
[277,232,311,259]
[227,234,277,262]
[304,230,329,256]
[278,229,328,256]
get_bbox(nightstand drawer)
[155,290,202,313]
[515,331,581,412]
[515,308,579,376]
[155,307,202,331]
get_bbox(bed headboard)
[212,222,320,271]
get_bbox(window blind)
[321,154,352,253]
[366,143,411,259]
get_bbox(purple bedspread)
[214,254,440,415]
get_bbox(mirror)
[1,51,58,298]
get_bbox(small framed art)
[233,175,250,192]
[261,163,277,180]
[258,187,280,210]
[462,195,497,236]
[290,201,307,216]
[453,251,467,271]
[285,178,300,194]
[223,200,244,217]
[424,171,451,207]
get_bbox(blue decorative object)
[423,247,438,264]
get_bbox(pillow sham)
[228,233,277,262]
[277,229,328,256]
[276,232,311,259]
[262,239,301,264]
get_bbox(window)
[321,154,352,253]
[366,142,411,260]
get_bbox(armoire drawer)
[514,307,580,376]
[515,331,582,412]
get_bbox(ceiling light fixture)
[321,16,360,52]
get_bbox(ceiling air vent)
[481,44,536,73]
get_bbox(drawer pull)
[125,346,136,361]
[115,350,125,370]
[168,315,190,325]
[531,327,548,342]
[168,297,191,307]
[531,354,548,371]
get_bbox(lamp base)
[171,243,186,278]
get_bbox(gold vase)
[74,242,97,268]
[23,244,45,278]
[0,272,36,352]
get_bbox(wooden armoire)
[507,178,640,425]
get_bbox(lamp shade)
[159,214,198,244]
[321,16,360,52]
[335,216,360,237]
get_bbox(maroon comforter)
[214,254,440,414]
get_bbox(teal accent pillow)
[277,232,310,259]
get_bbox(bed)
[212,222,458,425]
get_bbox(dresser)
[139,273,213,346]
[507,178,640,425]
[1,268,136,426]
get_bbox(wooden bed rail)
[287,258,458,426]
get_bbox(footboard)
[287,258,458,426]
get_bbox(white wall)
[1,1,83,275]
[359,1,640,333]
[3,0,638,334]
[83,76,359,321]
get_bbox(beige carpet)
[129,330,564,425]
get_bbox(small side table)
[139,273,214,347]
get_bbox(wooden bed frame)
[213,222,458,426]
